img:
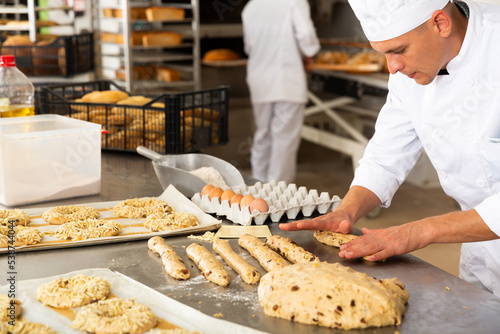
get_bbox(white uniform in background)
[242,0,320,183]
[351,1,500,296]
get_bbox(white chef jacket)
[351,1,500,295]
[242,0,320,104]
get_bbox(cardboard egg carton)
[191,180,342,226]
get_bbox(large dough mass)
[258,262,409,330]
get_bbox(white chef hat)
[348,0,450,42]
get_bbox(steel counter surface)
[3,151,500,333]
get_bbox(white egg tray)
[191,180,342,226]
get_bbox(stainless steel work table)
[3,151,500,333]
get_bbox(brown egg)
[201,184,215,197]
[240,194,255,208]
[221,189,236,202]
[209,187,224,200]
[230,194,244,206]
[250,198,269,213]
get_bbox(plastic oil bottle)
[0,55,35,117]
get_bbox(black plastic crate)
[0,33,94,77]
[37,80,229,154]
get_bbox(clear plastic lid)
[0,55,16,67]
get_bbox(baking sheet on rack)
[307,62,382,73]
[202,59,248,67]
[0,268,266,334]
[0,185,221,254]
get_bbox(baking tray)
[307,63,382,74]
[202,59,248,67]
[0,185,221,254]
[0,268,266,334]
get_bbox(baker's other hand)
[338,223,426,262]
[279,209,353,233]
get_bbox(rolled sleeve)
[474,195,500,237]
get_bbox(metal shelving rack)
[0,0,75,42]
[93,0,200,94]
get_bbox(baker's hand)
[339,223,425,261]
[279,210,353,233]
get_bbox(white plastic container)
[0,114,101,206]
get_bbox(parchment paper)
[0,185,221,254]
[0,268,267,334]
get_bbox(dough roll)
[148,236,190,280]
[238,234,289,272]
[314,230,357,247]
[265,234,318,264]
[213,239,260,284]
[186,243,230,286]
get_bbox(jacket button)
[465,132,474,141]
[466,79,474,87]
[438,171,447,179]
[476,179,486,188]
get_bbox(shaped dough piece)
[258,262,409,330]
[314,230,357,247]
[148,236,190,280]
[186,243,230,286]
[213,239,260,284]
[265,235,319,264]
[238,234,289,272]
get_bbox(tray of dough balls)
[0,185,221,254]
[191,180,341,226]
[0,267,266,334]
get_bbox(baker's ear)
[432,10,452,38]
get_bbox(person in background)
[280,0,500,297]
[242,0,320,183]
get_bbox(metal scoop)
[137,146,246,198]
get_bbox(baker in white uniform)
[281,0,500,296]
[242,0,320,183]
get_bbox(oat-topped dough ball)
[0,209,30,226]
[37,274,111,308]
[143,212,198,232]
[6,320,58,334]
[42,205,100,225]
[72,298,157,334]
[113,198,173,218]
[55,219,122,241]
[0,294,22,321]
[0,225,43,248]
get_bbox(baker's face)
[370,23,446,85]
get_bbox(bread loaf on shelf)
[145,6,185,22]
[1,35,34,75]
[155,67,181,82]
[142,32,182,47]
[115,65,155,81]
[100,32,146,45]
[203,49,240,61]
[32,38,62,76]
[114,7,148,20]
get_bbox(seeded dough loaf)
[186,243,230,286]
[265,235,318,264]
[148,236,190,280]
[213,239,260,284]
[238,234,289,272]
[258,262,409,330]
